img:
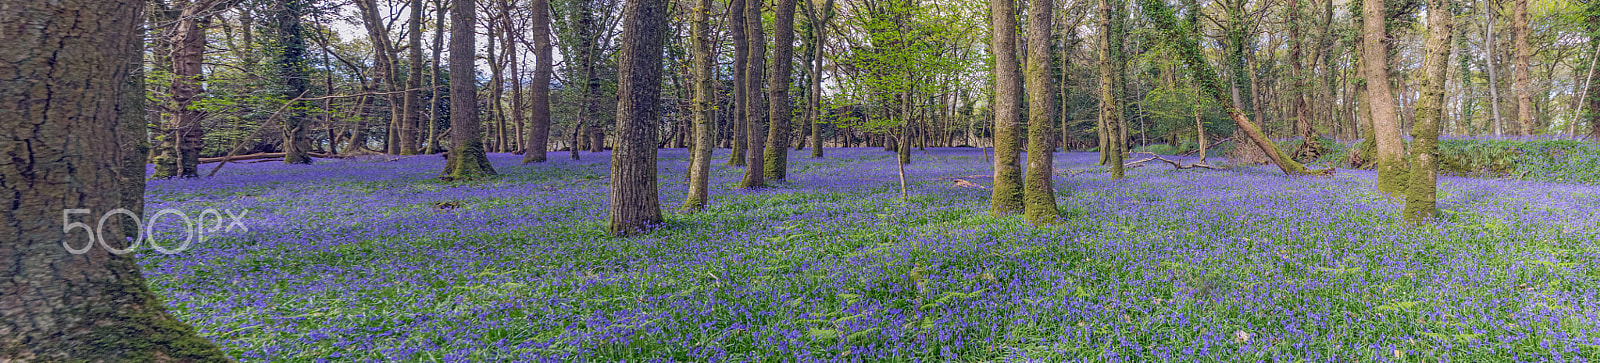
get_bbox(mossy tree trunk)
[0,0,232,359]
[1024,0,1062,225]
[684,0,717,211]
[442,0,497,180]
[1099,0,1126,180]
[1362,0,1408,194]
[1405,0,1453,222]
[275,0,314,164]
[1511,0,1534,135]
[608,0,669,236]
[988,0,1025,215]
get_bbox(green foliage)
[1320,139,1600,185]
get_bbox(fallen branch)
[1125,152,1229,170]
[198,152,341,164]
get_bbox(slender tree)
[427,0,447,154]
[0,0,231,359]
[1586,0,1600,140]
[989,0,1025,215]
[804,0,836,158]
[1097,0,1126,179]
[729,0,750,166]
[609,0,670,236]
[442,0,497,179]
[524,0,556,163]
[1023,0,1062,224]
[1406,0,1453,222]
[685,0,717,211]
[741,0,769,189]
[765,0,798,180]
[1363,0,1407,194]
[401,0,426,155]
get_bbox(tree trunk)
[167,2,214,177]
[1363,0,1407,194]
[442,0,496,179]
[728,0,749,166]
[1587,1,1600,141]
[1406,0,1453,222]
[401,0,425,155]
[501,0,525,155]
[523,0,555,163]
[764,0,797,180]
[1511,0,1533,135]
[0,0,230,359]
[356,0,401,154]
[1098,0,1126,180]
[1485,1,1504,136]
[684,0,717,211]
[427,0,446,154]
[990,0,1025,215]
[609,0,669,236]
[1023,0,1062,225]
[740,0,768,189]
[276,0,314,164]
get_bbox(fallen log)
[198,152,339,164]
[1125,152,1229,170]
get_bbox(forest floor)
[142,147,1600,362]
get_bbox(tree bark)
[1511,0,1534,135]
[740,0,769,189]
[166,1,217,177]
[0,0,231,359]
[609,0,669,236]
[442,0,497,179]
[1406,0,1453,222]
[1098,0,1126,180]
[276,0,314,164]
[1485,1,1504,136]
[401,0,426,155]
[355,0,402,154]
[684,0,717,211]
[764,0,798,180]
[728,0,749,166]
[989,0,1025,215]
[427,0,447,154]
[1363,0,1407,194]
[1024,0,1062,225]
[524,0,556,163]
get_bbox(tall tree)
[608,0,670,236]
[1097,0,1126,180]
[163,0,226,177]
[401,0,426,155]
[989,0,1025,215]
[728,0,750,166]
[1510,0,1533,135]
[427,0,448,154]
[355,0,403,153]
[1406,0,1453,221]
[1363,0,1407,194]
[1586,0,1600,140]
[523,0,556,163]
[0,0,231,359]
[1024,0,1062,224]
[803,0,837,158]
[741,0,769,189]
[684,0,717,211]
[442,0,498,179]
[275,0,314,164]
[765,0,799,180]
[1485,0,1504,136]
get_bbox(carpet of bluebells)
[140,147,1600,362]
